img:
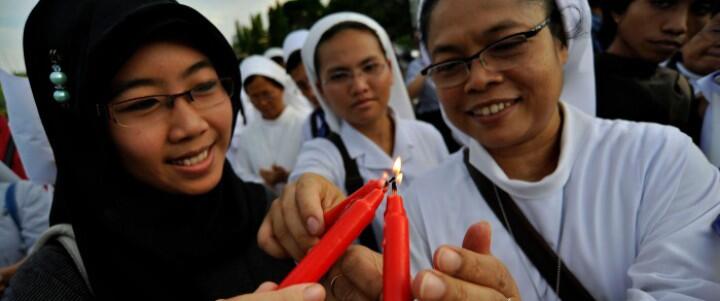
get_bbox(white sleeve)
[627,142,720,300]
[289,139,346,192]
[16,181,52,252]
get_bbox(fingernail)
[303,284,325,301]
[438,248,462,274]
[307,217,321,235]
[419,272,446,299]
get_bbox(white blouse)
[290,116,450,244]
[405,103,720,300]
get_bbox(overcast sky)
[0,0,285,73]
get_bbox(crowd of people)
[0,0,719,300]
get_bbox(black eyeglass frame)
[420,18,552,79]
[96,77,234,125]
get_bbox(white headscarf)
[301,12,416,132]
[283,30,309,63]
[417,0,596,146]
[263,47,285,61]
[240,55,313,116]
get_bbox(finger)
[462,221,492,254]
[254,281,279,293]
[223,283,325,301]
[328,273,374,301]
[338,246,384,299]
[281,180,320,254]
[432,246,518,298]
[412,270,508,301]
[270,190,305,260]
[295,173,344,236]
[257,207,290,258]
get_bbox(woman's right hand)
[221,282,325,301]
[258,173,346,260]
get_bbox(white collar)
[467,102,590,199]
[339,112,414,170]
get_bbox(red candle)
[278,186,386,288]
[383,184,411,301]
[323,179,384,228]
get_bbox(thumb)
[223,283,325,301]
[462,221,492,254]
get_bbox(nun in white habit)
[399,0,720,300]
[289,12,449,247]
[228,56,307,193]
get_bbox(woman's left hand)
[412,222,522,301]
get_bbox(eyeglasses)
[106,77,233,128]
[421,18,551,88]
[321,61,387,87]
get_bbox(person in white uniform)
[282,29,331,141]
[229,56,307,193]
[281,12,449,254]
[258,0,720,300]
[402,0,720,299]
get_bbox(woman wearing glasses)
[260,0,720,299]
[265,12,449,258]
[6,0,331,300]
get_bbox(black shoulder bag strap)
[310,111,319,138]
[463,150,595,300]
[324,132,381,251]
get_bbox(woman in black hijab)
[4,0,325,300]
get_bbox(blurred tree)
[232,0,414,58]
[232,13,269,59]
[283,0,325,30]
[268,2,290,47]
[324,0,413,48]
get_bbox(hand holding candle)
[278,183,386,288]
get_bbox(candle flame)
[392,158,403,185]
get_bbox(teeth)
[473,101,514,117]
[174,149,209,166]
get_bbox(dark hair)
[420,0,572,48]
[313,21,384,78]
[243,75,284,91]
[269,56,284,67]
[285,50,303,73]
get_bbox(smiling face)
[425,0,567,152]
[609,0,710,63]
[108,41,233,195]
[315,28,393,128]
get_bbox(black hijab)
[23,0,292,299]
